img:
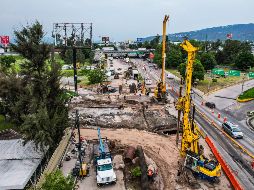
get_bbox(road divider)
[196,109,254,160]
[205,136,243,190]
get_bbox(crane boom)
[179,40,199,156]
[161,15,169,91]
[153,15,169,102]
[176,40,221,183]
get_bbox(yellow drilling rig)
[153,15,169,103]
[176,39,221,183]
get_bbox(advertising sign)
[0,36,10,46]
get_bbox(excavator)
[176,40,221,183]
[153,15,169,103]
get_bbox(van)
[222,122,243,139]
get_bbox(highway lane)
[139,58,254,158]
[130,58,254,188]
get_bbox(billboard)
[136,38,143,43]
[0,36,10,46]
[102,37,109,43]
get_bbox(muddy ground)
[80,128,231,190]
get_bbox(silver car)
[222,122,243,139]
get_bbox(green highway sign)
[228,70,240,76]
[249,72,254,78]
[212,68,225,76]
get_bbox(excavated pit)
[69,96,178,132]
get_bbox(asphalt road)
[129,58,254,189]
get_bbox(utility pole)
[75,110,84,176]
[52,23,93,93]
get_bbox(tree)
[223,39,242,65]
[87,69,106,84]
[235,51,254,70]
[150,35,160,49]
[200,52,217,70]
[0,21,70,150]
[178,59,205,82]
[0,56,16,72]
[167,44,183,68]
[41,169,74,190]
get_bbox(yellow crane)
[153,15,169,102]
[176,39,221,182]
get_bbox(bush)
[212,78,217,82]
[87,69,106,84]
[238,87,254,100]
[131,166,142,177]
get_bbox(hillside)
[144,23,254,42]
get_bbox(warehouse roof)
[0,130,45,189]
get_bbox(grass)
[61,69,90,77]
[238,87,254,100]
[197,74,246,94]
[78,76,89,86]
[0,115,13,132]
[166,69,247,94]
[166,69,181,78]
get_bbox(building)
[0,130,46,189]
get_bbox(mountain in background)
[143,23,254,42]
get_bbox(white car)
[62,65,72,70]
[222,122,243,139]
[166,73,174,79]
[145,78,152,85]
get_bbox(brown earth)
[80,128,231,190]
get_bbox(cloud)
[0,0,253,41]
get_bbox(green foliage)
[0,56,16,72]
[238,87,254,100]
[87,69,106,84]
[178,60,205,82]
[0,21,69,150]
[167,44,183,68]
[11,21,51,74]
[235,51,254,70]
[0,115,13,131]
[200,52,217,70]
[131,166,142,177]
[41,169,74,190]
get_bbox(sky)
[0,0,253,41]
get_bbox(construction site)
[2,8,254,189]
[56,17,237,190]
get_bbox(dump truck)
[93,128,116,186]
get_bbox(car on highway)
[222,122,243,139]
[145,78,152,85]
[205,102,216,109]
[166,73,174,79]
[62,65,72,70]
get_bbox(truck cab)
[94,128,117,186]
[96,158,116,186]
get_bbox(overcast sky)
[0,0,253,41]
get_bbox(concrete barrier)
[205,136,243,190]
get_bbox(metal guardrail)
[35,128,72,188]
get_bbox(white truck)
[94,128,116,186]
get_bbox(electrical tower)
[52,23,93,92]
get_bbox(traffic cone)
[218,113,221,119]
[224,117,227,123]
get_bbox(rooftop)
[0,130,45,189]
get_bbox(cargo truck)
[94,128,116,186]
